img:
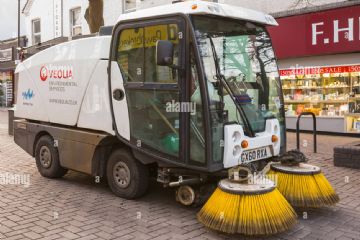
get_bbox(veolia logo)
[40,66,48,81]
[40,64,73,81]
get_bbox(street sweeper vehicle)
[13,1,339,236]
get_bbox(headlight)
[233,145,241,157]
[232,131,241,143]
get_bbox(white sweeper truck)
[13,1,339,236]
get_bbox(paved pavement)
[0,108,360,239]
[0,108,8,128]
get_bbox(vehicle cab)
[108,1,285,173]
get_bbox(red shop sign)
[280,64,360,76]
[267,5,360,59]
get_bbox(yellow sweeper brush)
[197,176,297,235]
[269,163,339,208]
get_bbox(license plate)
[241,147,272,163]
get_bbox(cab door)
[110,17,186,163]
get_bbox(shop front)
[0,71,13,107]
[268,3,360,134]
[0,47,15,108]
[280,64,360,134]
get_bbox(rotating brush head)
[269,163,339,208]
[197,178,297,235]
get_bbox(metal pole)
[312,113,317,153]
[296,112,317,153]
[17,0,21,54]
[14,0,21,107]
[61,0,64,37]
[296,116,300,150]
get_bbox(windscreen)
[192,15,285,134]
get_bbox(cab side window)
[118,28,145,82]
[144,24,180,83]
[117,24,180,84]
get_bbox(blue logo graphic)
[22,89,35,100]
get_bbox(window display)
[280,64,360,134]
[0,71,13,107]
[280,65,360,117]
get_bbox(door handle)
[113,89,125,101]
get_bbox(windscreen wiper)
[207,35,255,137]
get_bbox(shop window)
[0,71,13,107]
[70,8,82,36]
[32,19,41,45]
[123,0,136,13]
[281,70,355,117]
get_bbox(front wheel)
[106,149,149,199]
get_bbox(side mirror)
[156,40,174,66]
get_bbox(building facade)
[268,1,360,134]
[137,0,346,13]
[22,0,129,47]
[0,37,27,107]
[21,0,349,47]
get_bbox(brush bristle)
[268,170,340,207]
[197,187,297,235]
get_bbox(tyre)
[106,149,149,199]
[35,135,68,178]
